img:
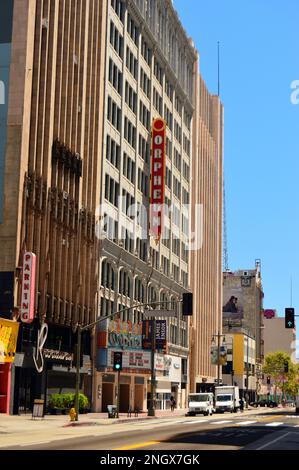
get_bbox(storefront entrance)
[119,383,130,412]
[102,383,114,412]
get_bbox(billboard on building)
[150,118,166,243]
[0,0,14,223]
[222,288,244,320]
[0,318,19,363]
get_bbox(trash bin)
[107,405,117,418]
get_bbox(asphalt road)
[5,408,299,451]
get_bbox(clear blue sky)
[174,0,299,356]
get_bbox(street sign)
[143,310,176,318]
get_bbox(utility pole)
[245,335,249,409]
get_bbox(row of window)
[111,0,124,22]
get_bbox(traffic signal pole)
[116,368,120,418]
[148,318,156,416]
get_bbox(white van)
[187,393,214,416]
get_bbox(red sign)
[150,118,166,243]
[263,309,276,319]
[20,252,36,323]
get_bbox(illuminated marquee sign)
[20,252,36,323]
[150,118,166,243]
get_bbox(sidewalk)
[0,408,188,434]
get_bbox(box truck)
[186,393,215,416]
[215,386,240,413]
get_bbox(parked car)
[250,399,278,408]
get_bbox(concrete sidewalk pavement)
[0,408,188,434]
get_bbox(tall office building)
[189,64,224,393]
[0,0,107,414]
[95,0,196,412]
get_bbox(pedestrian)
[239,398,244,412]
[170,396,175,411]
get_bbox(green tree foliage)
[263,351,299,398]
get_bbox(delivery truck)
[215,386,240,413]
[186,393,215,416]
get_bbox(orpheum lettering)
[20,252,36,324]
[150,118,166,243]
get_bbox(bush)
[62,393,74,409]
[49,394,64,409]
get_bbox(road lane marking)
[20,441,50,447]
[237,421,257,426]
[113,441,160,450]
[210,420,232,425]
[265,422,284,427]
[257,432,291,450]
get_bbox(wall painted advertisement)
[0,0,14,223]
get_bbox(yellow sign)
[0,318,19,363]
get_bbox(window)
[165,79,173,99]
[141,37,151,65]
[107,96,121,132]
[183,160,190,181]
[109,21,123,58]
[127,13,139,45]
[183,133,190,156]
[181,270,188,288]
[108,58,122,95]
[166,138,172,158]
[103,213,118,241]
[138,134,150,163]
[126,47,138,80]
[174,148,181,171]
[173,175,181,199]
[164,104,173,131]
[174,120,182,144]
[175,95,182,114]
[124,117,137,149]
[154,58,163,85]
[122,188,135,219]
[120,226,134,253]
[165,166,172,190]
[106,135,120,169]
[123,152,136,184]
[153,88,162,115]
[119,270,131,297]
[101,259,115,290]
[182,187,189,204]
[139,101,150,129]
[172,236,180,257]
[172,264,180,282]
[137,168,148,196]
[181,242,188,263]
[125,81,137,114]
[104,174,119,207]
[140,68,151,98]
[111,0,124,22]
[184,109,191,130]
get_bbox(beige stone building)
[222,262,264,366]
[263,316,296,361]
[0,0,107,414]
[189,64,224,393]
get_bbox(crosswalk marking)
[265,422,284,427]
[210,420,232,425]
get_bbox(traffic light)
[285,308,295,329]
[182,292,193,316]
[113,351,123,372]
[284,361,289,373]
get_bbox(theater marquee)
[150,118,166,243]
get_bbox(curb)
[62,414,186,427]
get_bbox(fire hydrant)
[69,407,77,422]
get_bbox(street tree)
[263,351,298,401]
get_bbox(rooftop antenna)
[217,41,220,97]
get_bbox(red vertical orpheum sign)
[150,118,166,243]
[20,252,36,324]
